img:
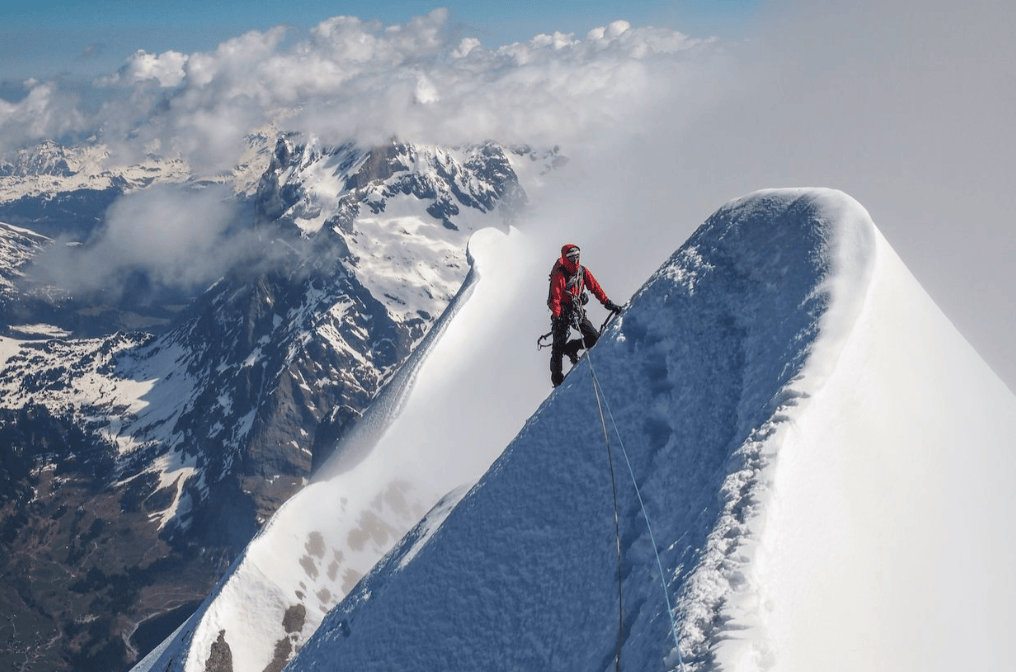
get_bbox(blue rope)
[586,350,688,672]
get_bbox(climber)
[547,244,621,387]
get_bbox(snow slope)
[285,188,1016,671]
[131,226,551,672]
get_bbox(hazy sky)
[2,0,1014,392]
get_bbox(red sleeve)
[548,269,568,318]
[583,268,610,305]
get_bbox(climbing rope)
[591,356,625,672]
[585,344,688,672]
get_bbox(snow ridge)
[671,189,876,667]
[287,188,878,670]
[129,229,488,672]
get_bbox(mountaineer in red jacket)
[547,244,621,387]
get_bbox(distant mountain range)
[0,134,561,671]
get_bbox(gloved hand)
[605,300,622,313]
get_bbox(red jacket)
[548,250,609,319]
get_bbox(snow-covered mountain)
[0,221,49,314]
[138,188,1016,671]
[0,140,189,195]
[0,135,553,670]
[0,140,190,242]
[0,135,276,199]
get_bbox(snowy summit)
[137,188,1016,672]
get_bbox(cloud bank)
[29,184,252,302]
[5,9,731,318]
[0,10,721,172]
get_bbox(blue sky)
[3,0,761,83]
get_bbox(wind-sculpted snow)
[129,228,516,672]
[284,188,1016,671]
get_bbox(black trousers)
[550,306,599,385]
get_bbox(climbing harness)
[585,345,688,672]
[536,301,619,352]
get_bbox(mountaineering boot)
[564,339,582,365]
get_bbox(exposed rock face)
[0,135,552,671]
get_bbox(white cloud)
[123,50,189,87]
[31,184,251,299]
[0,81,87,151]
[1,10,730,332]
[0,10,717,169]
